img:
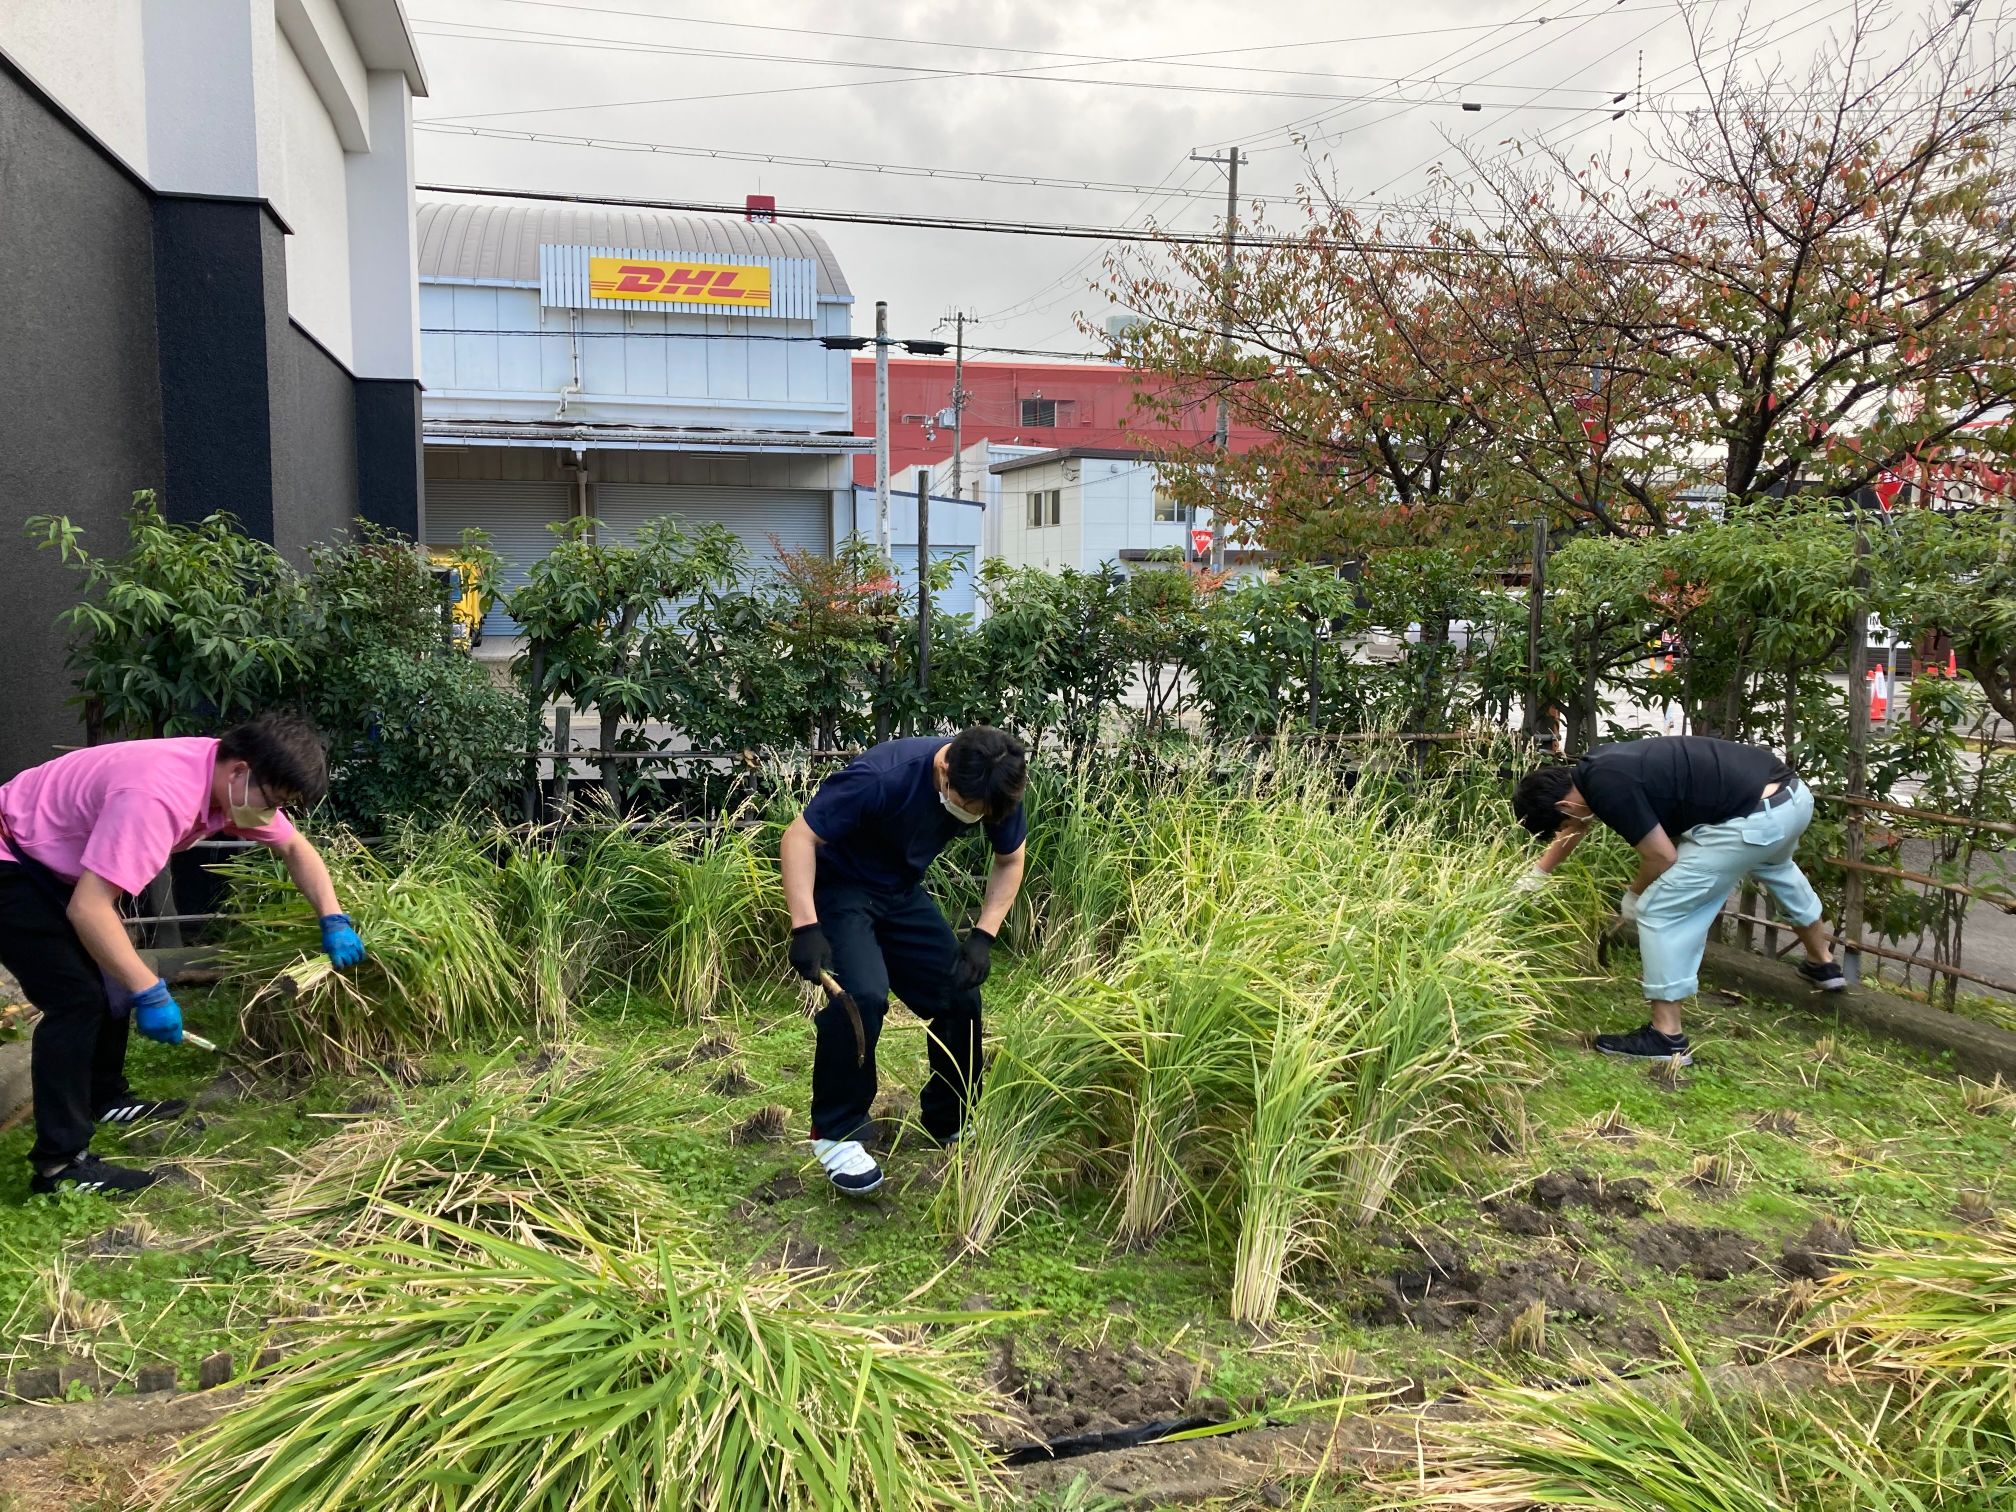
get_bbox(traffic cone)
[1947,651,1958,677]
[1868,666,1888,721]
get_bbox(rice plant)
[256,1061,682,1269]
[497,829,594,1030]
[1384,1331,1923,1512]
[157,1217,1002,1512]
[937,986,1112,1253]
[1053,949,1259,1248]
[220,821,525,1071]
[945,754,1571,1320]
[1809,1217,2016,1488]
[1228,992,1359,1325]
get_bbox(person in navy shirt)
[779,727,1029,1195]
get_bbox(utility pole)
[1524,517,1549,749]
[948,311,967,507]
[1190,146,1243,575]
[874,298,891,557]
[916,472,931,705]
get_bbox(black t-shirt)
[1573,737,1794,846]
[803,736,1028,892]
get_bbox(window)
[1022,397,1080,427]
[1153,488,1182,522]
[1026,489,1061,527]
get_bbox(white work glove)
[1619,888,1642,923]
[1513,868,1550,895]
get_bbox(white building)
[987,447,1244,576]
[0,0,427,777]
[840,477,985,621]
[415,196,870,638]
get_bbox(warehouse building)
[416,196,869,641]
[0,0,428,778]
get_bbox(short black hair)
[945,725,1028,822]
[218,713,329,807]
[1512,764,1577,839]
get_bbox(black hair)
[945,725,1028,822]
[1512,764,1577,839]
[218,712,329,807]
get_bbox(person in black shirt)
[779,727,1029,1196]
[1513,736,1843,1063]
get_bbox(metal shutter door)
[425,480,572,636]
[592,485,829,578]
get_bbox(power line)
[1369,0,1862,201]
[413,14,1679,97]
[416,0,1683,73]
[1364,0,1682,197]
[417,20,1658,124]
[414,122,1309,204]
[1213,0,1564,155]
[414,181,1668,262]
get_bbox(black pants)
[810,879,982,1144]
[0,861,132,1168]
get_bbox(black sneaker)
[1797,960,1847,993]
[29,1154,159,1198]
[1594,1023,1693,1066]
[95,1097,190,1127]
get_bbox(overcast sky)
[408,0,1955,354]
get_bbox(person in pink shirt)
[0,713,364,1197]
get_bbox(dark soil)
[1626,1221,1761,1281]
[1486,1198,1586,1240]
[1773,1217,1856,1280]
[745,1171,804,1208]
[1752,1110,1801,1137]
[727,1105,792,1146]
[192,1069,261,1110]
[1525,1168,1655,1217]
[992,1340,1219,1442]
[1369,1234,1635,1345]
[757,1230,833,1275]
[81,1225,153,1259]
[681,1036,736,1067]
[707,1064,757,1097]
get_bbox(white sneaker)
[812,1138,884,1196]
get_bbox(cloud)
[409,0,1839,351]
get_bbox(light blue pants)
[1637,782,1824,1001]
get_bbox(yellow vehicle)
[427,547,485,648]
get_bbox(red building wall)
[850,357,1269,483]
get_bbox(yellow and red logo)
[587,255,772,307]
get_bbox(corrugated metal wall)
[424,478,573,637]
[592,484,827,576]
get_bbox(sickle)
[818,970,868,1067]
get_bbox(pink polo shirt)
[0,737,296,897]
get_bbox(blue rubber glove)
[320,913,366,970]
[130,980,184,1045]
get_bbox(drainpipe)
[555,310,582,419]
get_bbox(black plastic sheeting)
[999,1415,1224,1467]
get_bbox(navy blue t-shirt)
[803,736,1027,892]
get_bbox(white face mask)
[228,770,278,830]
[939,790,986,825]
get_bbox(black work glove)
[789,923,834,984]
[950,928,995,991]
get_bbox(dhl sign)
[587,255,772,308]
